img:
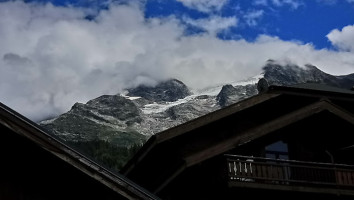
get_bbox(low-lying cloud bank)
[0,1,353,121]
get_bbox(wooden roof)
[121,83,354,194]
[0,102,160,200]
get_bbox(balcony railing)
[226,154,354,189]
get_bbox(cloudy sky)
[0,0,354,121]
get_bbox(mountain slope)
[127,79,192,102]
[42,95,146,146]
[263,60,354,88]
[40,61,354,170]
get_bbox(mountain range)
[39,60,354,170]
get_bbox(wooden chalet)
[0,102,159,200]
[122,82,354,199]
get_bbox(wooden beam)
[323,102,354,125]
[153,163,187,194]
[268,85,354,102]
[122,135,158,175]
[183,100,348,167]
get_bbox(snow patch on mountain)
[40,62,354,150]
[141,94,197,114]
[122,95,142,101]
[193,74,263,96]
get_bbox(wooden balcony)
[226,154,354,195]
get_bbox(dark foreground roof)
[0,102,159,200]
[121,83,354,194]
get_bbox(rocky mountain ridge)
[40,62,354,170]
[264,60,354,88]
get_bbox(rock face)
[217,84,258,107]
[263,60,354,89]
[40,61,354,170]
[127,79,192,102]
[85,95,142,124]
[42,95,146,147]
[41,79,198,146]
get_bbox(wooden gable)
[122,83,354,199]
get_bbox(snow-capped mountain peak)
[40,61,354,151]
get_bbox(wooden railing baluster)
[226,154,354,189]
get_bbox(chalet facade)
[0,102,159,200]
[122,82,354,199]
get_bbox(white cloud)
[253,0,268,6]
[327,25,354,52]
[183,15,238,35]
[244,10,264,26]
[271,0,282,6]
[176,0,228,13]
[253,0,303,9]
[0,1,184,121]
[271,0,303,9]
[0,1,354,121]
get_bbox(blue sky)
[21,0,354,49]
[0,0,354,121]
[145,0,354,49]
